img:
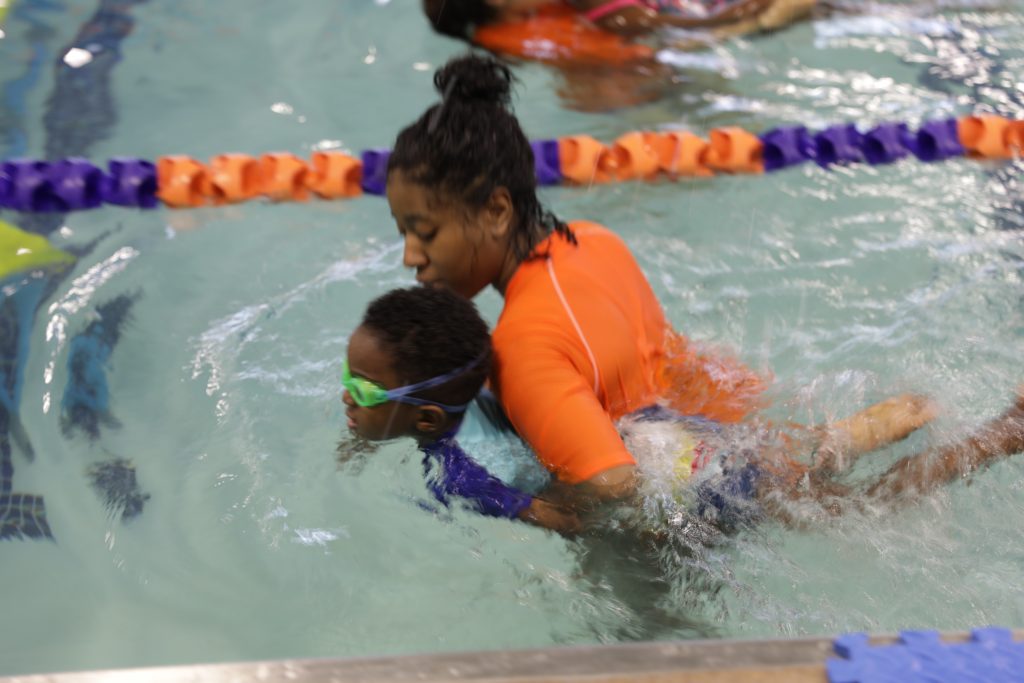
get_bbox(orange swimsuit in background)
[491,221,765,484]
[473,4,654,67]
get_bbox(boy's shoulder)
[445,393,551,493]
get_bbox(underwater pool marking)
[0,114,1020,212]
[0,219,74,541]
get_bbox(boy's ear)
[414,405,448,437]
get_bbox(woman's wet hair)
[422,0,496,39]
[388,53,575,262]
[360,287,492,410]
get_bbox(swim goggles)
[341,353,486,413]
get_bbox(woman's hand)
[519,497,584,536]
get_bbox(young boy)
[341,286,581,534]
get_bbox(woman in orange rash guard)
[384,54,931,511]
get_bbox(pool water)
[1,0,1023,676]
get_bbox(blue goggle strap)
[385,352,487,413]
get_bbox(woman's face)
[386,170,510,299]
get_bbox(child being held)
[341,286,579,533]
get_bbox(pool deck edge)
[3,629,1023,683]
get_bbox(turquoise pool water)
[1,0,1023,676]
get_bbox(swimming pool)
[1,0,1023,676]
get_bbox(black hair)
[361,287,492,411]
[388,53,575,263]
[422,0,497,39]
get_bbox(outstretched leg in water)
[867,386,1024,502]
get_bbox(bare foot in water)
[814,393,938,474]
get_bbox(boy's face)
[343,326,444,442]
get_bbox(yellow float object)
[0,219,75,280]
[0,1,13,28]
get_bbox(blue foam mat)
[828,627,1024,683]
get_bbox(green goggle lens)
[341,361,389,407]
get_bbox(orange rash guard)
[491,221,765,485]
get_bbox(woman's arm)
[543,464,638,510]
[573,0,811,37]
[574,0,660,37]
[494,344,638,490]
[573,0,774,36]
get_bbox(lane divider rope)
[0,115,1020,212]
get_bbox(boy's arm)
[427,439,582,535]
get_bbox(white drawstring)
[546,259,600,395]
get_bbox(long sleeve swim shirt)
[491,221,766,485]
[422,436,533,519]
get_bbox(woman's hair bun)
[434,53,514,108]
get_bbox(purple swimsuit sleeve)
[422,438,533,520]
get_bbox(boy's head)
[422,0,551,38]
[343,287,491,443]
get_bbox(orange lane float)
[258,153,310,202]
[1005,120,1024,156]
[154,152,364,207]
[958,117,1015,161]
[703,127,765,174]
[156,156,209,208]
[306,151,363,199]
[605,132,661,181]
[645,131,713,177]
[204,153,261,205]
[557,135,610,185]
